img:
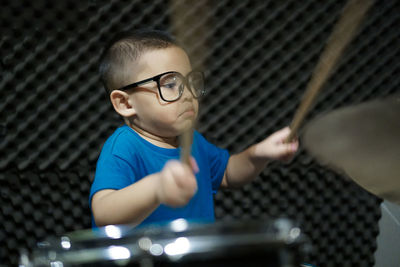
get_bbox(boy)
[90,29,298,228]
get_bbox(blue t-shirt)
[89,125,230,228]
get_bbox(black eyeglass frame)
[117,70,205,102]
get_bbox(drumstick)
[286,0,373,142]
[180,124,194,166]
[170,1,208,167]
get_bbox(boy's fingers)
[277,127,299,145]
[270,127,291,142]
[190,156,199,173]
[274,141,299,157]
[289,140,299,151]
[166,160,197,190]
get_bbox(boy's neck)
[128,123,179,148]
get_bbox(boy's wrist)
[249,143,271,164]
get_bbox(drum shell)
[21,218,311,267]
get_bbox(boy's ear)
[110,90,136,117]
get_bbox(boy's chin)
[162,118,196,137]
[179,118,196,131]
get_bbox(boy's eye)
[160,75,180,89]
[162,82,178,89]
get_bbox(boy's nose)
[181,83,194,100]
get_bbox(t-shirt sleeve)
[195,132,230,193]
[209,145,230,193]
[89,146,136,208]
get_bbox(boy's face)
[126,46,199,138]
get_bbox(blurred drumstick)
[180,125,194,166]
[286,0,373,142]
[170,1,209,167]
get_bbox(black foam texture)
[1,0,398,266]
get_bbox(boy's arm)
[92,160,197,227]
[221,127,298,188]
[92,173,160,227]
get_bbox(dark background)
[1,0,399,266]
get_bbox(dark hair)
[99,29,178,94]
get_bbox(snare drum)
[20,218,310,267]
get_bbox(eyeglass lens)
[159,72,204,101]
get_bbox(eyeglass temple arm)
[119,78,157,91]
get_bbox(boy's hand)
[254,127,299,162]
[156,159,198,207]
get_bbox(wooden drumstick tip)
[285,0,372,143]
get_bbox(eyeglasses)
[117,71,206,102]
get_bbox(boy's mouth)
[182,109,195,116]
[180,108,196,117]
[181,107,194,115]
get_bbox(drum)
[20,218,311,267]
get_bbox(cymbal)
[302,97,400,204]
